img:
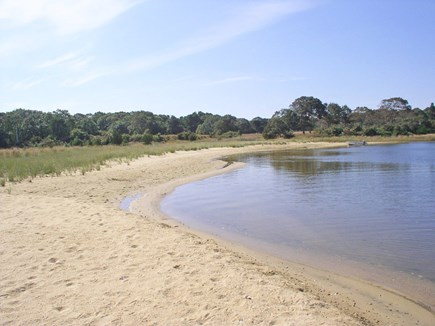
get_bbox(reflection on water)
[161,143,435,285]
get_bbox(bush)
[153,133,164,143]
[142,133,153,145]
[110,129,123,145]
[363,127,378,136]
[282,130,294,139]
[219,131,240,138]
[70,137,84,146]
[122,134,130,145]
[177,131,197,141]
[262,129,279,139]
[415,125,430,134]
[38,136,58,148]
[129,134,143,142]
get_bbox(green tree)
[235,118,254,134]
[212,115,238,135]
[291,96,326,133]
[167,115,184,134]
[181,112,207,132]
[250,117,268,133]
[48,110,74,142]
[326,103,351,125]
[379,97,411,111]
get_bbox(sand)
[1,143,434,325]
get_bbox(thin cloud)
[127,0,315,72]
[10,77,48,90]
[62,70,107,87]
[36,51,94,70]
[36,52,81,69]
[67,0,317,86]
[0,0,141,34]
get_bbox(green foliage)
[177,131,198,141]
[142,133,153,145]
[0,139,271,182]
[291,96,326,133]
[0,95,433,149]
[262,117,288,139]
[110,129,123,145]
[219,131,240,139]
[152,134,164,143]
[379,97,411,111]
[122,134,130,145]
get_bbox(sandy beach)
[1,143,434,325]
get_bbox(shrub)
[153,133,164,143]
[282,130,295,139]
[142,133,153,145]
[220,131,240,138]
[177,131,197,141]
[38,136,58,148]
[110,129,123,145]
[70,137,84,146]
[129,134,143,142]
[122,134,130,145]
[363,127,378,136]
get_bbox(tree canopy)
[0,110,266,148]
[1,95,433,148]
[262,96,435,138]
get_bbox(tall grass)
[2,133,433,183]
[0,137,268,182]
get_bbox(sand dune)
[1,143,433,325]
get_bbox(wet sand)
[1,143,434,325]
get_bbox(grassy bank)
[1,133,434,185]
[0,137,268,183]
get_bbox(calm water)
[161,143,435,285]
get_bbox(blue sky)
[1,0,434,119]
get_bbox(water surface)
[161,142,435,295]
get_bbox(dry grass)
[0,136,268,182]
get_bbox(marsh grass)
[0,137,269,182]
[2,133,432,182]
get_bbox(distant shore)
[1,142,434,325]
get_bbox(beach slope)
[1,143,433,325]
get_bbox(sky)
[0,0,434,119]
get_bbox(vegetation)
[1,95,434,183]
[0,110,266,148]
[0,136,269,182]
[263,97,435,138]
[1,96,433,148]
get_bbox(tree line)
[0,110,268,148]
[0,96,434,148]
[263,96,435,139]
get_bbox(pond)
[161,142,435,301]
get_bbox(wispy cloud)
[0,0,141,34]
[35,51,94,70]
[126,0,314,72]
[66,0,317,86]
[62,70,107,87]
[36,52,81,69]
[10,77,48,90]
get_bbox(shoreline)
[154,143,435,313]
[1,142,434,325]
[129,143,435,323]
